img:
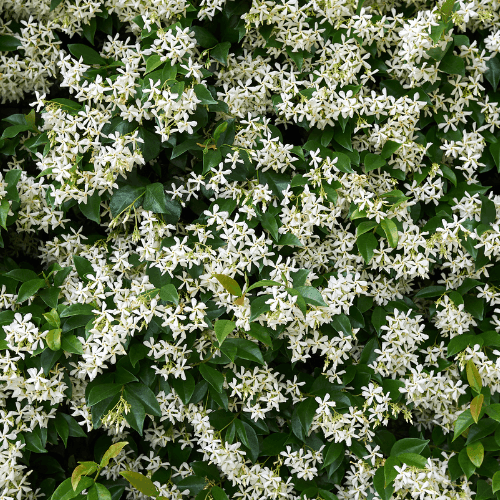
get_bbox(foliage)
[2,0,500,500]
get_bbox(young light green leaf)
[99,442,128,468]
[466,441,484,468]
[120,471,159,497]
[214,274,242,296]
[72,462,98,491]
[470,394,484,424]
[52,477,94,500]
[46,328,62,351]
[466,359,482,393]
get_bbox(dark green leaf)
[211,42,231,65]
[0,35,22,51]
[88,384,122,406]
[68,44,107,65]
[357,231,378,264]
[143,183,169,214]
[126,382,161,417]
[17,279,46,303]
[110,185,146,218]
[199,364,224,393]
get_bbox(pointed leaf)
[214,274,242,296]
[120,471,158,497]
[214,319,235,346]
[100,442,128,468]
[380,218,398,248]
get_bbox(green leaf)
[260,212,279,241]
[110,185,146,218]
[485,53,500,91]
[214,274,242,296]
[0,199,9,230]
[458,447,476,479]
[414,286,446,299]
[73,255,95,281]
[390,438,429,457]
[292,398,318,441]
[0,35,22,51]
[88,483,112,500]
[447,334,479,357]
[453,409,474,441]
[80,193,101,224]
[125,382,162,417]
[467,359,482,393]
[364,153,386,171]
[203,149,222,175]
[213,122,228,143]
[261,433,289,456]
[120,471,158,497]
[381,140,401,159]
[61,304,95,318]
[259,170,290,200]
[145,54,163,74]
[480,195,496,226]
[380,218,398,248]
[223,338,264,364]
[322,442,344,469]
[46,329,62,351]
[137,127,161,162]
[248,322,273,347]
[88,384,122,406]
[199,364,224,393]
[68,44,107,65]
[211,42,231,65]
[286,46,304,71]
[246,280,282,293]
[17,278,46,303]
[55,413,70,446]
[211,486,230,500]
[124,387,146,434]
[99,442,128,468]
[439,51,465,77]
[485,404,500,422]
[249,294,272,322]
[72,462,98,491]
[50,0,64,10]
[384,456,400,487]
[177,476,206,496]
[440,165,457,186]
[160,284,179,304]
[194,84,217,104]
[357,231,378,264]
[493,471,500,494]
[470,394,484,424]
[331,314,352,336]
[190,26,218,48]
[277,233,303,246]
[490,142,500,171]
[52,477,94,500]
[143,183,169,214]
[295,286,327,307]
[214,319,235,345]
[398,453,428,468]
[356,221,378,237]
